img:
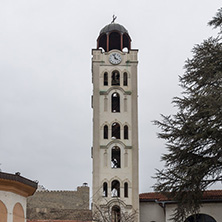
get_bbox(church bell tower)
[91,21,139,221]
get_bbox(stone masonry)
[27,185,91,221]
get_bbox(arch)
[106,140,126,150]
[123,33,131,50]
[0,200,7,222]
[124,125,128,139]
[185,214,217,222]
[124,182,128,197]
[103,182,108,197]
[13,203,25,222]
[123,72,128,86]
[111,146,121,168]
[112,92,120,113]
[111,180,120,197]
[104,72,108,86]
[112,122,120,139]
[111,205,121,222]
[102,85,131,96]
[106,197,127,209]
[98,33,107,52]
[111,70,120,86]
[104,125,108,139]
[109,32,121,51]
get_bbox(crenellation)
[27,185,90,220]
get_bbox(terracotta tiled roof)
[27,220,92,222]
[139,190,222,202]
[202,190,222,200]
[139,192,168,201]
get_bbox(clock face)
[109,53,122,65]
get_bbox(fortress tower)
[91,21,139,221]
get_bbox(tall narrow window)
[111,146,121,168]
[103,182,108,197]
[124,150,128,167]
[104,150,107,167]
[104,97,108,111]
[104,72,108,86]
[111,180,120,197]
[109,32,121,51]
[124,182,128,197]
[124,125,128,139]
[112,122,120,139]
[111,206,121,222]
[112,71,120,86]
[123,72,128,86]
[112,92,120,112]
[104,125,108,139]
[124,97,127,112]
[98,34,107,52]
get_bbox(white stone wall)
[166,203,222,222]
[0,190,26,222]
[140,202,165,222]
[92,48,139,218]
[140,201,222,222]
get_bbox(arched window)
[185,214,216,222]
[111,205,121,222]
[13,203,25,222]
[124,125,128,139]
[98,34,107,52]
[109,32,121,51]
[123,33,131,50]
[104,125,108,139]
[111,180,120,197]
[112,92,120,112]
[0,201,7,222]
[111,146,121,168]
[124,182,128,197]
[103,182,108,197]
[123,72,128,86]
[112,122,120,139]
[104,72,108,86]
[112,71,120,86]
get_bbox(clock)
[109,53,122,65]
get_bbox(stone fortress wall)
[27,185,91,221]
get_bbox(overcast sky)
[0,0,221,195]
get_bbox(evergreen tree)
[153,8,222,222]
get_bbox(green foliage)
[153,8,222,222]
[208,7,222,33]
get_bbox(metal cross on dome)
[112,15,117,23]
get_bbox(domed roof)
[100,23,129,35]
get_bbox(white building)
[140,190,222,222]
[0,172,37,222]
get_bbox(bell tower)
[91,21,139,221]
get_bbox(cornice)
[100,87,131,95]
[0,172,37,197]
